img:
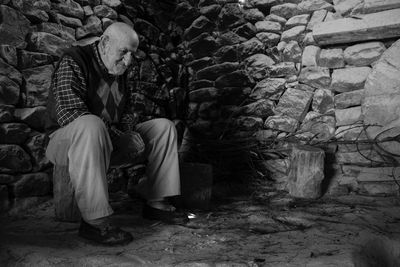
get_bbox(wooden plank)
[352,0,400,15]
[53,165,81,222]
[313,9,400,45]
[287,145,325,199]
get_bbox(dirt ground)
[1,191,400,266]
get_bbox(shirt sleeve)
[53,55,90,127]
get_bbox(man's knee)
[151,118,176,135]
[73,115,108,139]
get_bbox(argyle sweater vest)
[46,44,128,133]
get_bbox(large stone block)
[335,106,362,126]
[242,99,275,118]
[197,62,239,81]
[19,50,54,69]
[334,89,364,109]
[233,22,257,39]
[344,41,386,66]
[256,32,280,48]
[189,33,218,59]
[11,172,51,197]
[238,37,264,58]
[302,45,320,67]
[28,32,71,57]
[285,14,310,29]
[102,0,121,8]
[12,0,50,22]
[333,0,362,16]
[0,75,20,105]
[270,3,299,19]
[22,64,54,107]
[298,66,331,89]
[300,111,335,141]
[275,88,313,121]
[250,78,286,100]
[76,15,102,39]
[0,144,32,174]
[217,31,247,46]
[313,9,400,45]
[93,4,117,19]
[282,40,302,62]
[0,5,30,49]
[298,0,334,13]
[307,9,327,30]
[218,3,245,28]
[312,88,334,114]
[265,13,287,25]
[0,44,17,67]
[255,20,282,33]
[269,62,298,77]
[363,94,400,130]
[351,0,400,15]
[175,2,199,28]
[264,115,299,132]
[184,15,215,40]
[330,67,371,93]
[243,54,275,80]
[0,57,22,85]
[200,4,221,21]
[243,8,265,23]
[317,48,344,69]
[56,13,82,28]
[37,22,76,42]
[52,0,84,20]
[335,125,368,140]
[0,123,30,144]
[281,25,306,42]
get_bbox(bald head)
[98,22,139,76]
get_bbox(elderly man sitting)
[45,22,187,246]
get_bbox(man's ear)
[99,35,110,52]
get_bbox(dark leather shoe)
[142,204,189,224]
[79,220,133,246]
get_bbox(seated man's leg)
[134,118,181,201]
[46,115,113,220]
[46,115,133,245]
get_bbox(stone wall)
[175,0,400,196]
[0,0,187,213]
[1,0,400,214]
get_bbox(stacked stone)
[0,0,154,212]
[177,0,400,195]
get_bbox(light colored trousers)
[46,115,180,220]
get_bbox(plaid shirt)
[52,44,138,140]
[52,43,173,140]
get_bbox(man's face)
[103,35,138,76]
